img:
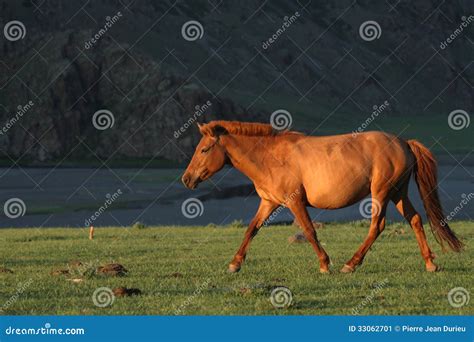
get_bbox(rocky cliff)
[0,0,472,163]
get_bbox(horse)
[181,121,463,273]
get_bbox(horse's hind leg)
[392,194,438,272]
[288,200,330,273]
[341,193,389,273]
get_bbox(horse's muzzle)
[181,173,198,189]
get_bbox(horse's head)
[181,123,228,189]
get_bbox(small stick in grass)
[89,226,94,240]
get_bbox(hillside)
[0,0,472,163]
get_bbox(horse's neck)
[221,135,271,184]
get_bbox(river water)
[0,162,472,228]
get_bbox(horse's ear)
[211,124,228,137]
[197,122,206,135]
[198,122,228,137]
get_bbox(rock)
[0,31,265,164]
[0,2,470,166]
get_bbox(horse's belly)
[305,178,370,209]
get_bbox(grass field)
[0,221,472,315]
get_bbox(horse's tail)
[407,140,463,252]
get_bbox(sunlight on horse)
[182,121,463,274]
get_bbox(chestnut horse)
[181,121,463,273]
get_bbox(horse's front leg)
[228,199,278,273]
[288,199,331,273]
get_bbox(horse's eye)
[201,147,211,153]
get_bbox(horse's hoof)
[340,264,355,273]
[426,263,440,272]
[228,263,241,273]
[319,268,330,274]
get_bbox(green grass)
[0,221,472,315]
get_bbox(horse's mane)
[199,121,302,137]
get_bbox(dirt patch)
[0,267,13,273]
[96,263,128,277]
[169,272,184,278]
[68,260,83,267]
[113,287,142,297]
[50,269,70,276]
[288,232,308,244]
